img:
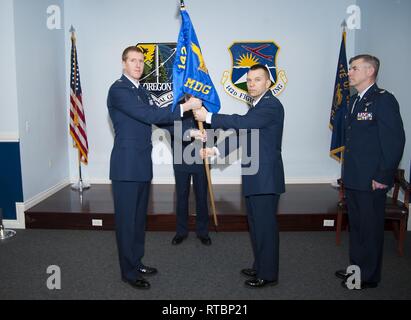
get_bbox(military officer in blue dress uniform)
[336,54,405,290]
[194,64,285,288]
[107,46,201,289]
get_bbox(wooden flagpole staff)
[197,120,218,228]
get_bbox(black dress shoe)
[335,269,353,280]
[241,268,257,277]
[137,265,158,275]
[122,277,150,289]
[245,278,278,288]
[341,280,378,290]
[172,234,187,245]
[197,235,211,246]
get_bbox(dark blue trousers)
[112,180,150,281]
[174,170,209,237]
[345,188,387,283]
[245,194,280,281]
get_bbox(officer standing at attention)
[336,54,405,290]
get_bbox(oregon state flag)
[172,2,220,113]
[329,30,350,162]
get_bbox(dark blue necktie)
[351,95,361,114]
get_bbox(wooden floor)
[25,184,344,231]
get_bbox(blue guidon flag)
[172,1,220,113]
[329,29,350,162]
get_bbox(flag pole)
[176,0,218,227]
[341,20,347,60]
[72,148,90,193]
[339,20,347,184]
[70,26,90,193]
[197,121,218,228]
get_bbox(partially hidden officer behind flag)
[159,109,212,246]
[336,54,405,290]
[194,64,285,288]
[107,46,201,289]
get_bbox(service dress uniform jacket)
[342,84,405,284]
[107,75,181,282]
[343,84,405,191]
[211,90,285,281]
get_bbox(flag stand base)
[0,225,16,240]
[71,181,91,192]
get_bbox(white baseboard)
[80,178,111,184]
[2,179,70,229]
[285,177,338,184]
[152,177,175,184]
[83,177,243,184]
[83,177,336,184]
[3,203,25,229]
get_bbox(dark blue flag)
[329,30,350,162]
[172,3,220,113]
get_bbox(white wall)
[4,0,410,228]
[64,0,356,184]
[356,0,411,229]
[0,0,19,140]
[14,0,69,200]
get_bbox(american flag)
[69,33,88,164]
